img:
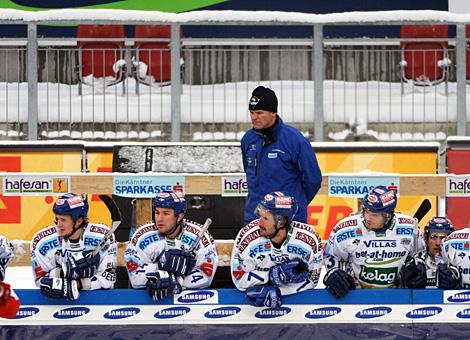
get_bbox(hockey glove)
[437,263,460,289]
[146,271,183,301]
[269,258,309,286]
[0,281,11,306]
[39,277,79,301]
[246,285,282,308]
[158,249,196,276]
[324,269,356,298]
[402,257,427,289]
[62,250,101,280]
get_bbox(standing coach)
[241,85,322,224]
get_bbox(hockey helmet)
[152,190,186,215]
[424,217,454,241]
[362,185,397,214]
[255,191,298,224]
[53,193,89,222]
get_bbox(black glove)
[402,257,427,289]
[437,263,460,289]
[146,271,183,301]
[158,249,196,276]
[269,259,309,286]
[0,262,5,282]
[39,277,79,301]
[324,269,355,298]
[245,285,282,307]
[63,250,101,280]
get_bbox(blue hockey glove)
[324,269,355,298]
[269,259,309,286]
[437,263,460,289]
[39,277,79,301]
[146,271,183,301]
[245,285,282,308]
[158,249,196,276]
[62,250,101,280]
[402,257,427,289]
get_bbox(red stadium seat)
[133,25,183,90]
[76,25,126,94]
[399,25,450,90]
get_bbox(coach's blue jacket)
[241,116,322,224]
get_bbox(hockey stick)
[92,195,122,256]
[188,218,212,254]
[412,198,432,256]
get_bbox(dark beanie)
[248,86,278,113]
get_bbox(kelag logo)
[154,307,190,319]
[177,290,215,303]
[255,307,291,319]
[104,307,140,319]
[53,307,90,319]
[305,307,341,319]
[355,307,392,319]
[406,307,442,319]
[447,291,470,303]
[204,306,241,319]
[14,307,39,319]
[456,308,470,319]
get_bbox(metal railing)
[0,10,469,141]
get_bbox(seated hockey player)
[438,222,470,289]
[402,217,454,288]
[0,236,20,319]
[231,192,323,308]
[125,191,218,301]
[324,185,425,298]
[31,193,117,301]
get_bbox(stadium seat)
[399,25,450,92]
[133,25,183,92]
[466,25,470,81]
[76,24,127,95]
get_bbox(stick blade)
[99,194,121,223]
[413,198,432,223]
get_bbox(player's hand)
[437,263,460,289]
[245,285,282,307]
[158,249,196,276]
[324,269,355,298]
[402,257,427,288]
[39,277,79,301]
[146,271,182,301]
[62,250,100,280]
[269,259,309,286]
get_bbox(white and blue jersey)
[231,220,323,295]
[30,223,117,290]
[125,219,218,290]
[325,212,425,289]
[441,228,470,288]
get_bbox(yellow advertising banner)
[309,151,437,240]
[0,151,82,240]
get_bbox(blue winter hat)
[249,86,278,113]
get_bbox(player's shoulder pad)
[443,228,470,242]
[236,221,263,254]
[395,213,415,226]
[332,215,360,233]
[130,222,158,246]
[86,222,111,237]
[291,221,322,252]
[184,219,215,248]
[31,225,58,251]
[235,220,260,245]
